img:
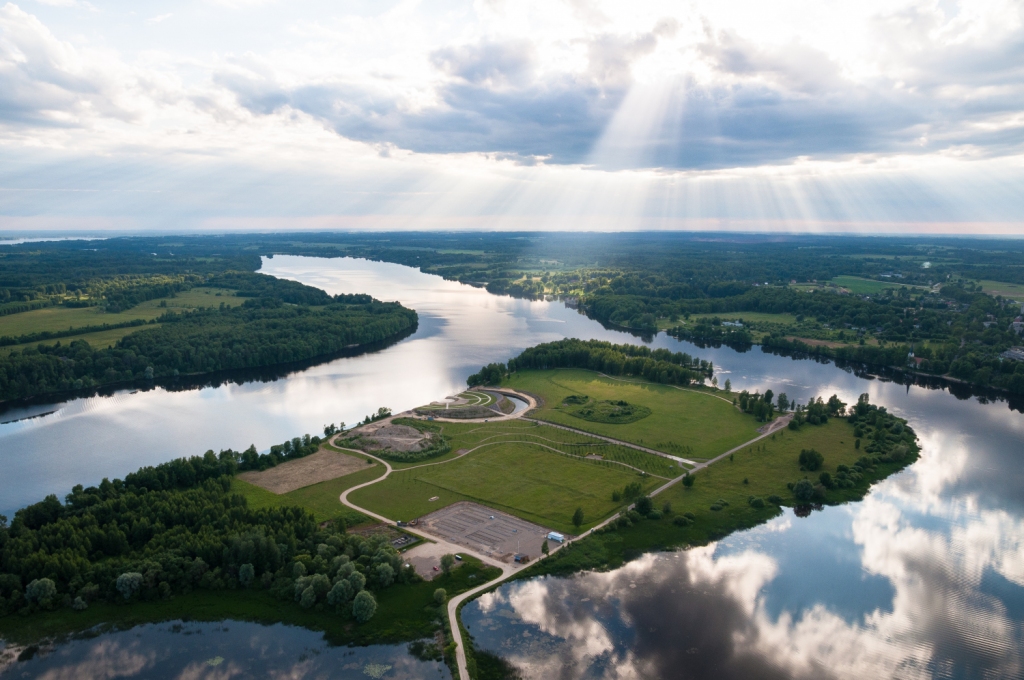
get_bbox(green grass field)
[231,463,385,524]
[505,369,759,460]
[350,441,662,533]
[831,276,918,294]
[980,279,1024,302]
[0,325,167,354]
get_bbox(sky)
[0,0,1023,233]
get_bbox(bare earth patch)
[345,422,433,452]
[237,450,368,494]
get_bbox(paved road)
[336,406,794,680]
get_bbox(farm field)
[830,275,925,294]
[231,463,384,524]
[980,279,1024,302]
[0,286,250,355]
[505,369,760,460]
[349,441,662,533]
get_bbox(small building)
[1000,347,1024,362]
[547,531,565,543]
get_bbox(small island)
[0,339,920,679]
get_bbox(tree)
[634,496,653,516]
[116,572,143,601]
[440,554,455,576]
[239,563,255,587]
[799,448,824,471]
[352,590,377,623]
[793,479,814,501]
[572,507,585,528]
[819,472,833,488]
[375,563,395,588]
[724,379,732,392]
[434,588,447,605]
[682,473,694,488]
[25,578,57,606]
[328,580,354,606]
[541,540,549,555]
[777,393,790,412]
[349,571,366,592]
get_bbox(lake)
[2,255,1022,678]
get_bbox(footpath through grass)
[350,440,661,533]
[231,463,384,524]
[507,369,759,460]
[531,418,917,576]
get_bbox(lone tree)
[440,553,456,576]
[352,590,378,623]
[434,588,447,605]
[541,540,549,555]
[572,507,585,528]
[799,448,824,471]
[682,473,695,488]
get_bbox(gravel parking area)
[417,501,555,563]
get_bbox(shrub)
[434,588,447,605]
[662,501,672,515]
[767,495,783,504]
[72,596,88,611]
[818,472,833,488]
[799,448,824,471]
[682,474,695,488]
[611,490,621,502]
[353,590,377,623]
[684,512,695,520]
[647,510,662,520]
[673,516,690,527]
[749,497,765,508]
[709,504,722,512]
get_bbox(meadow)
[349,441,662,533]
[231,463,384,524]
[506,369,760,460]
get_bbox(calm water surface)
[2,255,1023,678]
[0,620,449,679]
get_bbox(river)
[2,255,1022,678]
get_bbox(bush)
[353,590,377,623]
[682,473,694,488]
[72,596,88,611]
[767,495,783,504]
[709,504,723,512]
[818,472,833,488]
[647,510,662,520]
[673,516,690,527]
[684,512,695,520]
[799,448,824,471]
[749,497,765,508]
[434,588,447,605]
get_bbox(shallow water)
[2,255,1023,678]
[0,620,449,679]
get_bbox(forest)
[0,273,416,402]
[0,448,415,624]
[468,338,715,387]
[4,232,1024,395]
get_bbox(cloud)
[146,13,172,25]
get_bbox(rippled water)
[2,255,1023,678]
[0,620,449,679]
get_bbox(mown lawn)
[506,369,759,460]
[350,441,660,533]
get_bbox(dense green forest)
[468,338,714,387]
[3,232,1024,395]
[0,272,417,402]
[0,449,416,624]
